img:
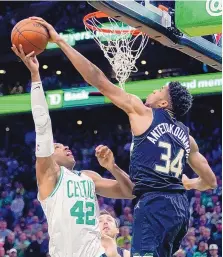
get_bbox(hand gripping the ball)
[95,145,115,171]
[29,17,61,44]
[11,44,39,74]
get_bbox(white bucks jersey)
[39,167,104,257]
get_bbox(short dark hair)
[168,82,193,117]
[99,210,119,227]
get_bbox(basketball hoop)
[83,11,149,90]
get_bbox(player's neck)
[166,109,176,119]
[60,164,73,171]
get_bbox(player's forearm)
[109,164,134,198]
[31,78,49,115]
[192,165,217,189]
[31,71,41,82]
[191,177,214,191]
[31,75,54,158]
[57,39,106,91]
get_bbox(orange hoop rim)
[83,11,142,36]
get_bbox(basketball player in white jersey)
[11,45,134,257]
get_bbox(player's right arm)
[11,44,59,200]
[30,17,148,116]
[185,135,217,190]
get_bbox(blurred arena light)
[141,60,146,65]
[56,70,62,75]
[77,120,82,125]
[158,69,162,74]
[43,65,48,70]
[5,127,10,131]
[145,71,149,75]
[210,109,215,113]
[0,70,6,74]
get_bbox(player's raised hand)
[29,17,61,44]
[95,145,115,171]
[11,44,39,74]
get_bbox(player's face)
[99,214,119,239]
[53,143,76,170]
[145,85,169,108]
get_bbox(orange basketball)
[11,18,49,56]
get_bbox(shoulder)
[129,94,151,115]
[189,135,199,152]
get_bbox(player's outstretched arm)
[30,17,146,116]
[83,145,134,199]
[186,136,217,190]
[11,45,59,200]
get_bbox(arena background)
[0,1,222,257]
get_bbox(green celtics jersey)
[39,167,105,257]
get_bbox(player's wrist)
[56,37,66,46]
[31,71,41,82]
[106,162,116,172]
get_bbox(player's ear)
[158,99,168,108]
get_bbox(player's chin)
[71,157,76,165]
[67,155,76,165]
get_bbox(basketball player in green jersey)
[11,44,134,257]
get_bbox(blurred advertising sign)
[0,73,221,115]
[105,72,222,103]
[0,87,102,115]
[46,22,130,49]
[62,88,104,107]
[46,31,93,49]
[46,90,63,109]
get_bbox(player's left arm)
[186,135,217,190]
[84,169,134,199]
[83,145,135,199]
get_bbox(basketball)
[11,18,49,56]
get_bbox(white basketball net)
[84,15,149,90]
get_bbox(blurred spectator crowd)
[0,111,221,257]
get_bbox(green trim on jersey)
[50,167,64,197]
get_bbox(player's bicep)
[97,74,145,114]
[188,135,207,174]
[188,151,208,174]
[36,156,59,200]
[36,156,56,181]
[188,136,216,188]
